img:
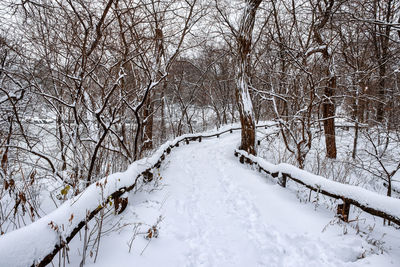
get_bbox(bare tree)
[215,0,262,155]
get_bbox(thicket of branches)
[1,0,399,236]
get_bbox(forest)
[0,0,399,266]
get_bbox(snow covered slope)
[66,132,400,267]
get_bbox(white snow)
[305,45,328,57]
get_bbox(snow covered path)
[77,132,399,267]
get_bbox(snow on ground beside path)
[65,132,399,267]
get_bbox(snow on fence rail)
[234,149,400,227]
[0,123,275,267]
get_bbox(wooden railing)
[234,149,400,227]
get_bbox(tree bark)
[141,94,154,152]
[374,0,393,123]
[235,0,262,155]
[141,27,165,155]
[313,0,337,159]
[322,75,337,158]
[160,79,167,142]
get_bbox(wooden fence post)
[143,170,153,183]
[278,173,287,188]
[114,195,128,214]
[337,200,350,222]
[155,161,161,169]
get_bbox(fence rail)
[234,149,400,227]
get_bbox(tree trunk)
[322,75,337,158]
[160,79,167,142]
[313,0,337,159]
[1,116,13,173]
[56,111,67,171]
[376,63,386,122]
[374,0,393,123]
[140,26,165,155]
[141,94,154,153]
[235,0,262,155]
[387,178,392,197]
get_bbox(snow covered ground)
[63,132,400,267]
